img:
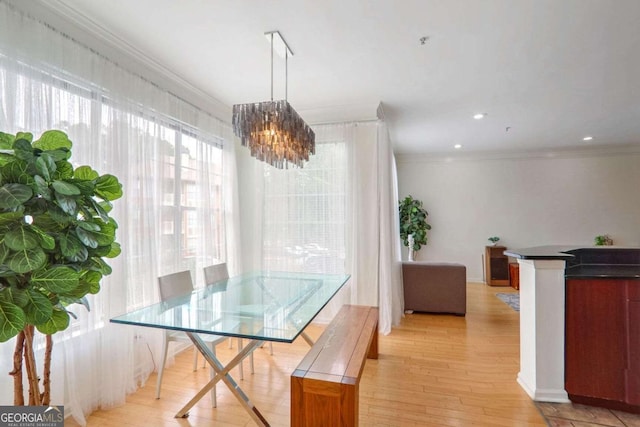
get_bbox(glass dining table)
[110,271,350,426]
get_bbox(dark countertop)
[503,245,578,260]
[565,264,640,279]
[504,245,640,280]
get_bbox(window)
[0,60,226,316]
[262,141,347,274]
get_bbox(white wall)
[396,149,640,282]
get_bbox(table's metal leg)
[176,334,270,426]
[300,331,315,347]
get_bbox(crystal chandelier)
[232,31,315,169]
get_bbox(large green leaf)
[7,247,46,273]
[75,227,99,248]
[36,308,69,335]
[30,225,56,250]
[24,198,48,216]
[0,183,33,208]
[0,211,25,226]
[5,287,28,307]
[53,161,73,180]
[23,289,53,325]
[89,220,116,246]
[33,175,52,200]
[43,149,70,162]
[89,198,110,222]
[57,282,87,299]
[12,139,34,162]
[74,270,102,295]
[90,257,112,276]
[90,245,111,257]
[95,174,123,201]
[46,204,73,225]
[0,132,15,149]
[0,265,17,278]
[72,180,95,195]
[35,153,57,181]
[52,180,81,196]
[0,243,10,265]
[76,221,100,232]
[15,132,33,143]
[4,226,40,251]
[0,299,25,342]
[33,130,72,151]
[2,160,32,184]
[0,153,15,167]
[31,266,80,294]
[54,192,77,216]
[105,241,121,258]
[59,233,88,262]
[74,165,99,181]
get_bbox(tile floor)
[537,402,640,427]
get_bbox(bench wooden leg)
[291,376,358,427]
[366,308,379,360]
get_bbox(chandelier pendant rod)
[270,32,274,101]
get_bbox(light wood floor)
[66,282,546,426]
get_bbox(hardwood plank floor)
[66,282,546,426]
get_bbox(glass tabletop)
[110,271,350,343]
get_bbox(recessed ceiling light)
[473,113,486,120]
[454,144,462,149]
[582,136,593,141]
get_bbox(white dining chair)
[203,262,257,378]
[203,263,274,371]
[203,262,233,352]
[156,270,227,407]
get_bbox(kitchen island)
[504,246,640,412]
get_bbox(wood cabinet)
[509,263,520,290]
[565,279,640,412]
[485,246,509,286]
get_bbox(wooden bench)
[291,304,379,427]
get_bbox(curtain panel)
[253,121,403,331]
[0,2,239,425]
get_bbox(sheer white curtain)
[0,2,239,425]
[344,121,402,332]
[255,121,402,331]
[376,122,403,334]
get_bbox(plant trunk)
[42,334,52,406]
[23,325,42,406]
[9,330,25,405]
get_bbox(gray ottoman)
[402,262,466,315]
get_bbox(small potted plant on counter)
[488,236,500,246]
[594,234,613,246]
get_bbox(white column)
[517,259,570,402]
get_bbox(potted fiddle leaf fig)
[399,195,431,261]
[0,130,122,406]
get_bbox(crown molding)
[9,0,231,121]
[395,143,640,164]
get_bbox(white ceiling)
[39,0,640,154]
